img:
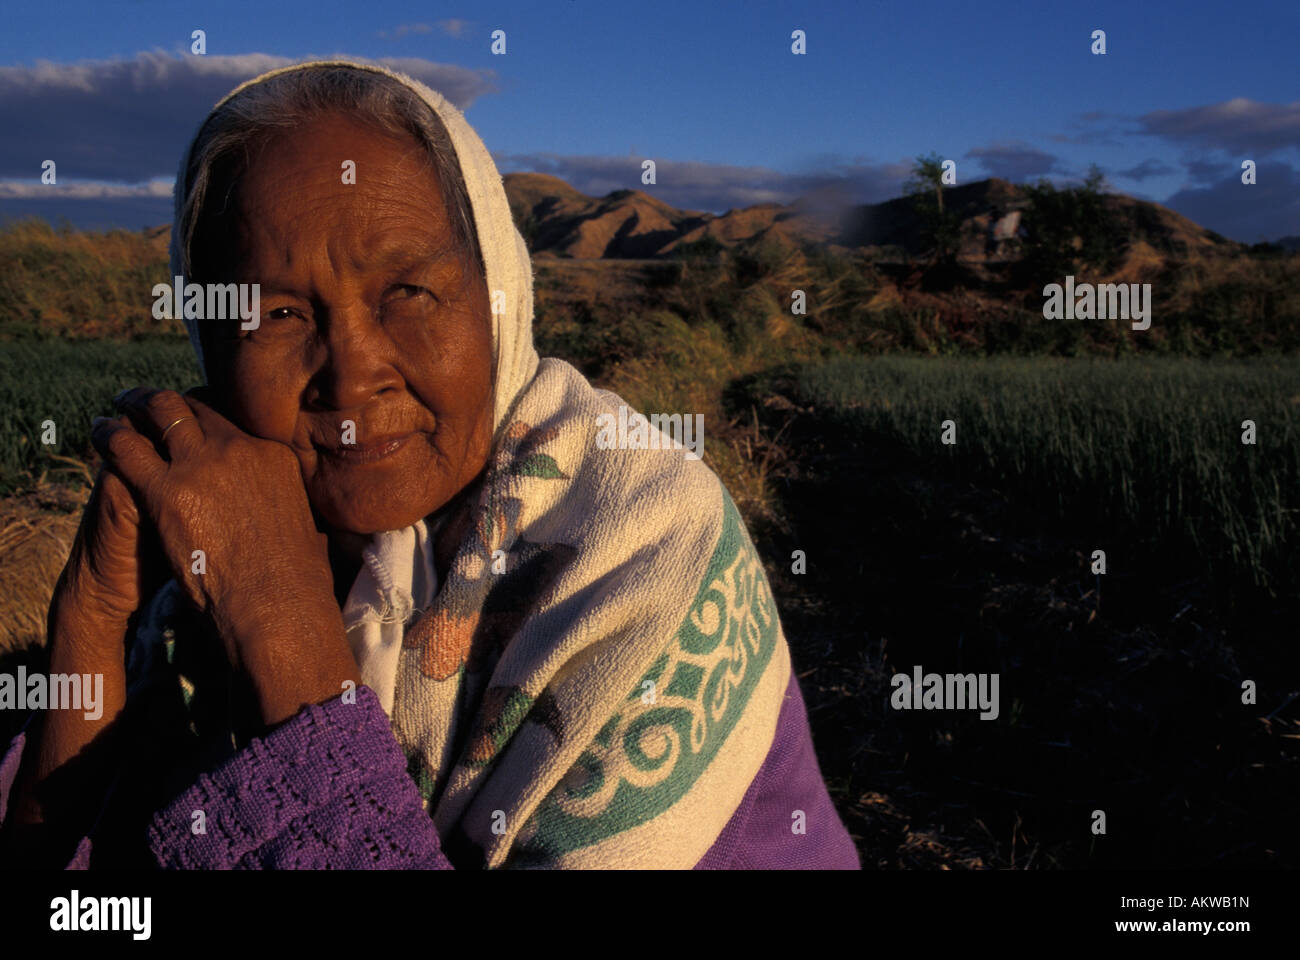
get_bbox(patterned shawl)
[149,59,792,869]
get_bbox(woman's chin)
[310,465,451,535]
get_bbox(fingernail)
[91,415,109,430]
[112,388,131,407]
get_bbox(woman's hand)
[91,387,360,726]
[55,459,166,631]
[6,465,144,830]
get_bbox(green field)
[0,339,201,494]
[778,354,1300,600]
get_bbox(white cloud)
[438,20,471,37]
[0,178,174,199]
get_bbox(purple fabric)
[66,835,92,870]
[1,669,859,869]
[695,668,861,869]
[144,684,451,869]
[0,731,23,826]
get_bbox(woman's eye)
[240,306,308,340]
[384,284,433,302]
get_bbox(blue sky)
[1,0,1297,241]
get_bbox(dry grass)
[0,217,178,340]
[0,477,87,654]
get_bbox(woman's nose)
[307,308,404,411]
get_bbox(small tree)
[1082,163,1107,195]
[904,152,961,264]
[1075,164,1123,271]
[905,152,947,216]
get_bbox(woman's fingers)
[95,465,140,536]
[61,464,146,626]
[112,386,205,459]
[90,415,167,495]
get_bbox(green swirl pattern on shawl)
[511,489,780,861]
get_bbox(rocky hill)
[138,173,1252,268]
[503,172,835,259]
[502,173,1245,267]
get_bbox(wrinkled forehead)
[191,116,464,279]
[212,114,442,223]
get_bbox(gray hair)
[178,64,484,285]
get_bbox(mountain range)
[136,173,1289,268]
[501,172,1258,264]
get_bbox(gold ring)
[160,415,195,442]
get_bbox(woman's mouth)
[318,432,415,465]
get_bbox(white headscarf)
[169,60,541,713]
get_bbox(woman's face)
[200,111,495,536]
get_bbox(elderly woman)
[0,61,858,870]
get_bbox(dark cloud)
[492,152,912,216]
[963,142,1064,181]
[1162,161,1300,244]
[1181,156,1229,185]
[0,51,498,181]
[1115,158,1175,182]
[1137,98,1300,156]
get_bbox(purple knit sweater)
[0,667,859,870]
